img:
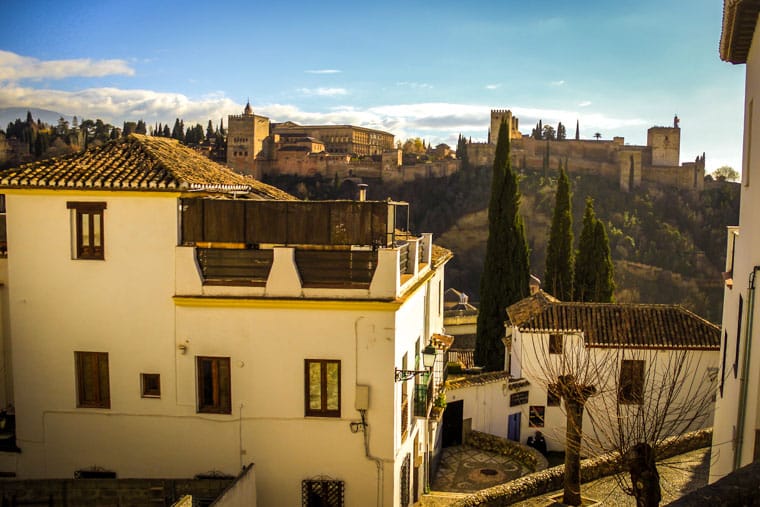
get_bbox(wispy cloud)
[396,81,433,89]
[550,80,566,86]
[0,50,134,81]
[485,84,501,90]
[297,87,347,97]
[304,69,341,74]
[578,100,592,107]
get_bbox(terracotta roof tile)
[513,301,720,350]
[0,134,295,200]
[506,290,560,327]
[447,371,509,390]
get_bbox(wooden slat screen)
[197,248,274,285]
[182,199,391,246]
[295,250,377,288]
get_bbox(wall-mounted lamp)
[394,345,436,382]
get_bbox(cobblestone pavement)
[420,447,710,506]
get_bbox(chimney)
[358,183,368,201]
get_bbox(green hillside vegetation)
[262,167,739,323]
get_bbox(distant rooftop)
[0,134,294,200]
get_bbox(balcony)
[400,395,410,441]
[176,198,437,300]
[413,373,433,417]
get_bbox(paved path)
[420,447,710,506]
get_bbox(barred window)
[302,478,344,507]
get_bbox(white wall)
[513,330,718,455]
[446,379,509,438]
[0,189,451,507]
[711,13,760,482]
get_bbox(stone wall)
[450,428,712,507]
[0,477,233,507]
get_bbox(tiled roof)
[506,290,560,327]
[447,371,509,390]
[513,301,720,350]
[720,0,760,63]
[0,134,295,200]
[431,244,453,268]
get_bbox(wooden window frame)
[196,356,231,414]
[304,359,341,418]
[618,359,645,405]
[140,373,161,398]
[549,334,563,354]
[528,405,545,427]
[75,351,110,409]
[67,202,106,260]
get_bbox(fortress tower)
[647,115,681,167]
[226,100,271,176]
[489,109,521,144]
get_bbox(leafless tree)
[520,333,716,507]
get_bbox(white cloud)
[0,81,650,148]
[297,87,348,96]
[304,69,341,74]
[0,50,134,81]
[396,81,433,89]
[550,80,566,86]
[578,100,592,107]
[485,84,501,90]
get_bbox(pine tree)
[475,119,530,371]
[544,163,574,300]
[574,198,615,302]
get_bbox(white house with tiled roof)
[711,0,760,483]
[503,293,719,453]
[0,134,452,507]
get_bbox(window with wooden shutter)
[304,359,341,417]
[75,351,110,408]
[67,202,106,260]
[197,356,231,414]
[618,360,645,404]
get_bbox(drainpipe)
[735,266,760,471]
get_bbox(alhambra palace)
[226,103,706,192]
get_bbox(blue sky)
[0,0,746,172]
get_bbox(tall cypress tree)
[574,198,615,302]
[544,163,574,300]
[475,120,530,371]
[592,220,615,302]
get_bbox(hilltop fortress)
[467,109,706,192]
[221,103,705,192]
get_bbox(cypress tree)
[574,198,615,302]
[575,119,580,140]
[544,163,574,300]
[592,220,615,302]
[475,120,530,371]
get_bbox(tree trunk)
[627,442,661,507]
[563,397,584,506]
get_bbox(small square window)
[141,373,161,398]
[529,406,545,427]
[549,334,563,354]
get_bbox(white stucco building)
[711,0,760,483]
[504,293,719,454]
[0,134,452,507]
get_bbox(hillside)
[263,168,740,323]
